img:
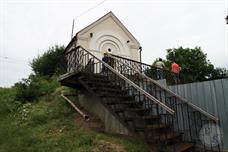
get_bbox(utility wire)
[74,0,108,20]
[0,55,29,66]
[71,0,108,39]
[0,61,29,66]
[0,55,28,62]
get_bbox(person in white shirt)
[154,58,165,79]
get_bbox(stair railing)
[60,46,181,144]
[60,46,221,151]
[60,46,174,115]
[108,53,221,151]
[108,54,218,121]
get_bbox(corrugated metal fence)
[168,78,228,150]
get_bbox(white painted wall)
[76,13,140,61]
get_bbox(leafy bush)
[30,45,65,77]
[14,78,41,103]
[13,45,64,103]
[14,75,60,103]
[0,88,21,114]
[166,47,228,82]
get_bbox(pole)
[139,46,142,63]
[226,15,228,24]
[71,19,75,39]
[139,46,142,73]
[61,94,89,121]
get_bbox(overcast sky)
[0,0,228,87]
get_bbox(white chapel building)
[65,11,141,61]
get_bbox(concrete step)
[147,133,182,144]
[124,115,159,122]
[86,82,121,89]
[173,143,194,152]
[100,94,134,100]
[91,87,126,94]
[146,124,170,130]
[106,101,141,105]
[135,124,170,132]
[155,133,182,142]
[142,115,160,120]
[127,107,150,112]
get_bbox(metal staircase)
[59,46,221,152]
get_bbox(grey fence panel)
[168,78,228,150]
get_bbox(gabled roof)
[77,11,140,45]
[65,11,140,52]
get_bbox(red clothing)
[171,62,180,73]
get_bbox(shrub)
[14,77,41,103]
[0,88,21,114]
[14,75,60,103]
[30,45,65,77]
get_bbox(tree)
[31,45,65,76]
[165,47,227,82]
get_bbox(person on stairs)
[102,53,109,74]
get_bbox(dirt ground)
[73,110,128,152]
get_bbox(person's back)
[155,60,165,69]
[102,53,109,73]
[171,62,180,73]
[171,61,180,84]
[102,55,108,63]
[155,58,165,79]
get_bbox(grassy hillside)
[0,86,150,152]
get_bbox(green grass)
[0,88,150,152]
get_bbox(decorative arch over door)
[89,30,130,58]
[98,35,123,55]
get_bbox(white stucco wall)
[76,14,140,61]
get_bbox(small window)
[108,48,112,52]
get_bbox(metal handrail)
[108,54,219,121]
[110,54,175,74]
[71,46,175,115]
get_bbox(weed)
[0,87,150,152]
